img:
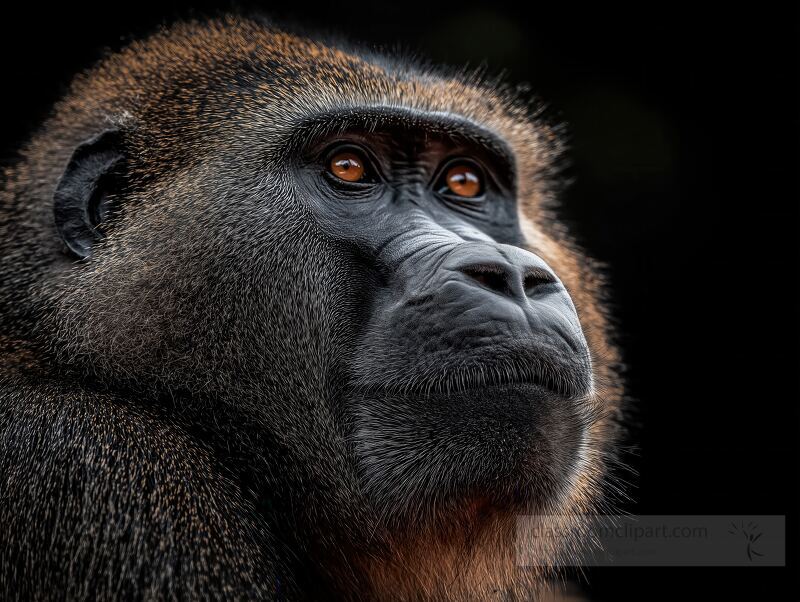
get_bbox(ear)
[53,129,124,259]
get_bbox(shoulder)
[0,353,280,600]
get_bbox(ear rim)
[53,129,123,259]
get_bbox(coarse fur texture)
[0,16,625,601]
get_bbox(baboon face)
[296,108,594,518]
[34,20,618,553]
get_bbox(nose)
[451,246,558,302]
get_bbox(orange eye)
[444,164,483,198]
[329,151,366,182]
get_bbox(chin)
[345,378,601,599]
[351,381,597,525]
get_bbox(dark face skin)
[291,108,593,520]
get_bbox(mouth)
[351,341,593,401]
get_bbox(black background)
[1,2,797,599]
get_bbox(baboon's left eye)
[329,151,367,183]
[436,161,484,199]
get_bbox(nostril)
[523,268,557,296]
[460,265,511,297]
[457,262,557,300]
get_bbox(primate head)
[0,17,623,598]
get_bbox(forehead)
[285,105,516,164]
[75,18,556,199]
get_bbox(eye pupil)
[445,164,482,198]
[329,151,366,182]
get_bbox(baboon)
[0,16,624,601]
